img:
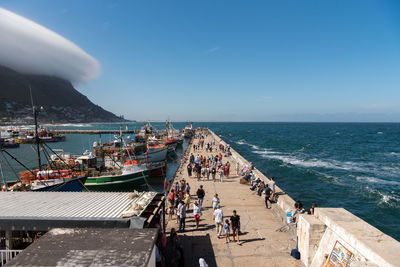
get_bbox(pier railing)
[0,249,22,266]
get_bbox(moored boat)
[84,164,150,191]
[18,169,87,191]
[182,122,195,138]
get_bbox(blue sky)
[2,0,400,122]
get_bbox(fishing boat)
[0,138,19,148]
[84,163,150,191]
[182,122,195,138]
[19,169,87,191]
[14,129,66,144]
[165,138,178,152]
[125,159,166,177]
[127,142,168,163]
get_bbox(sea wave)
[356,176,400,186]
[364,186,400,207]
[235,139,261,150]
[235,139,247,145]
[249,145,400,177]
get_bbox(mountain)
[0,65,128,124]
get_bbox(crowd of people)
[187,151,232,182]
[160,129,318,266]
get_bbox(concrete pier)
[166,129,302,267]
[167,128,400,267]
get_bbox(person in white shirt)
[212,193,220,213]
[193,201,202,229]
[213,205,224,238]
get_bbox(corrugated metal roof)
[0,191,157,218]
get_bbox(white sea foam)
[363,186,400,207]
[250,144,260,150]
[356,176,400,186]
[252,149,278,155]
[377,132,384,135]
[235,139,247,145]
[377,192,399,207]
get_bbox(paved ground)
[166,130,303,267]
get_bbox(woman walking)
[184,192,190,210]
[219,166,224,182]
[193,201,202,229]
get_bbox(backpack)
[291,237,301,260]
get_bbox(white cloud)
[205,46,220,54]
[0,7,100,84]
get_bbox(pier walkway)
[166,129,302,267]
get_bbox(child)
[224,219,231,243]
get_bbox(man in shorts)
[196,185,205,206]
[230,210,241,244]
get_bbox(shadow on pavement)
[181,233,217,267]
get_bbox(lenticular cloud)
[0,8,100,84]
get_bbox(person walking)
[184,192,190,210]
[224,164,229,178]
[219,166,224,182]
[174,182,179,194]
[224,219,231,243]
[187,163,192,177]
[196,185,205,206]
[193,201,202,229]
[197,164,202,181]
[206,166,210,180]
[177,201,186,232]
[214,205,224,238]
[174,195,180,224]
[211,167,216,181]
[212,194,220,214]
[185,182,191,195]
[264,184,272,209]
[236,161,240,176]
[230,210,241,244]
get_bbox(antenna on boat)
[29,84,43,172]
[0,159,7,191]
[29,84,34,110]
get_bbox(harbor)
[0,126,399,266]
[1,2,400,266]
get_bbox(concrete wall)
[298,208,399,267]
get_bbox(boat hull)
[84,170,150,191]
[33,176,87,192]
[148,161,166,177]
[135,146,168,162]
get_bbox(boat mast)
[165,120,168,139]
[119,125,123,164]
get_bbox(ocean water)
[1,122,399,241]
[206,122,400,241]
